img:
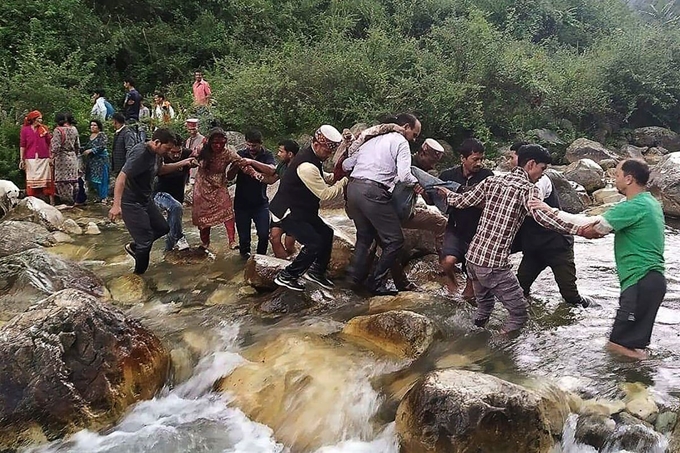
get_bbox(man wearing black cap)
[270,125,348,291]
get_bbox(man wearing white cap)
[269,125,348,291]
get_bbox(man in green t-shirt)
[539,159,667,359]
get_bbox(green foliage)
[1,0,680,185]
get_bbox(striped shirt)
[446,167,580,268]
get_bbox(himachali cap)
[424,138,445,152]
[315,124,343,150]
[186,118,199,125]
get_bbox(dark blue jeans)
[235,204,270,255]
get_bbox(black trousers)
[121,200,169,274]
[279,213,334,279]
[516,246,581,305]
[346,179,404,289]
[610,270,666,349]
[235,204,270,255]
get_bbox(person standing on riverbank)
[534,159,666,359]
[192,71,212,107]
[19,111,55,205]
[185,118,205,185]
[270,125,347,291]
[108,129,193,274]
[437,145,586,334]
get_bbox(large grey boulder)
[621,144,647,160]
[563,159,605,192]
[632,126,680,152]
[649,152,680,217]
[0,221,54,258]
[0,248,105,321]
[243,254,288,290]
[565,138,620,164]
[545,169,587,213]
[4,196,64,231]
[342,310,438,359]
[396,369,555,453]
[0,289,169,451]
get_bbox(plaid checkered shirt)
[446,167,580,268]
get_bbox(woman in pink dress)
[19,110,55,205]
[192,128,241,250]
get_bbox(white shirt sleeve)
[555,212,614,234]
[297,163,348,201]
[535,175,553,200]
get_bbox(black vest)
[513,180,574,253]
[270,145,322,219]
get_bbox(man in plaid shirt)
[437,144,591,334]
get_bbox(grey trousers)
[346,178,404,289]
[467,262,528,332]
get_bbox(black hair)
[155,92,166,100]
[55,112,68,127]
[123,77,136,86]
[112,112,126,124]
[517,144,552,167]
[66,113,77,126]
[198,128,227,163]
[245,129,263,143]
[173,133,183,146]
[510,141,529,152]
[151,128,177,145]
[383,113,418,129]
[93,88,105,98]
[621,159,650,185]
[459,138,485,158]
[90,119,103,131]
[278,139,300,155]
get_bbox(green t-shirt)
[602,192,665,291]
[276,161,288,178]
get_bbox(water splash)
[26,322,286,453]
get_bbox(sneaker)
[124,242,136,258]
[577,295,593,308]
[274,273,305,292]
[304,272,334,290]
[175,236,190,251]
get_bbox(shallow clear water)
[28,206,680,452]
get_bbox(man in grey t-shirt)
[108,129,196,274]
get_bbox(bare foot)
[229,241,238,250]
[606,341,648,360]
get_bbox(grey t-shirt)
[121,142,161,204]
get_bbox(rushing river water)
[23,208,680,453]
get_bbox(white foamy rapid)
[27,322,286,453]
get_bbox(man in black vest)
[269,125,348,291]
[510,142,592,308]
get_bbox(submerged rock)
[0,248,105,321]
[620,381,659,424]
[574,413,616,450]
[603,423,666,452]
[396,369,554,453]
[106,274,151,306]
[256,287,316,315]
[164,246,212,265]
[328,227,354,278]
[566,138,619,164]
[0,289,169,451]
[0,221,54,257]
[4,196,65,231]
[342,310,438,359]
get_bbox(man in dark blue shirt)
[228,129,276,259]
[123,77,142,123]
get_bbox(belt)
[349,177,389,191]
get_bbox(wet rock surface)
[107,274,152,306]
[396,369,554,453]
[243,254,287,290]
[0,248,105,321]
[0,221,54,257]
[575,413,617,450]
[566,138,620,164]
[545,169,587,213]
[342,310,438,359]
[4,197,65,231]
[0,289,169,451]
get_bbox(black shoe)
[304,272,334,290]
[240,252,251,260]
[274,273,305,292]
[474,317,489,328]
[124,242,136,258]
[371,285,398,296]
[570,295,593,308]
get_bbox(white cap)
[317,124,343,143]
[186,118,199,124]
[424,138,444,152]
